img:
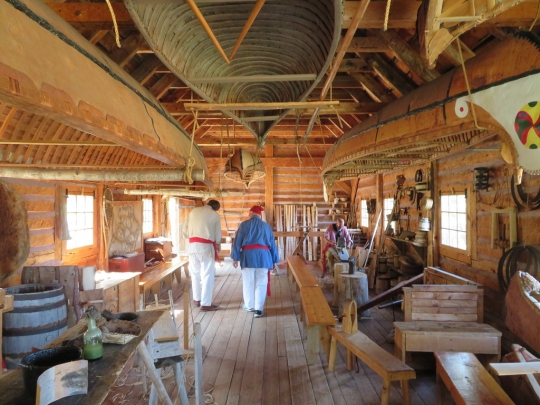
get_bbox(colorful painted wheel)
[515,101,540,149]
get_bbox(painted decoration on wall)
[454,71,540,174]
[109,201,142,256]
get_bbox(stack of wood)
[302,204,318,261]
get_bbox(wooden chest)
[144,238,173,262]
[108,252,145,273]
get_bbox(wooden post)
[265,145,274,227]
[194,323,204,405]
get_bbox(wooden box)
[108,252,145,273]
[144,238,173,262]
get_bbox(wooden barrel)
[2,284,68,363]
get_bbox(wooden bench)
[394,284,501,368]
[287,255,319,290]
[300,286,336,365]
[435,352,515,405]
[328,300,415,405]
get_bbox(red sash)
[189,237,220,263]
[242,244,271,296]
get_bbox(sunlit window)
[66,194,94,250]
[360,200,369,228]
[143,198,153,234]
[441,194,467,250]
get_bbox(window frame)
[360,199,369,228]
[439,188,472,264]
[62,187,98,259]
[142,198,153,236]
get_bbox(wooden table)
[393,321,501,367]
[0,311,164,405]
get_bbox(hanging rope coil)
[184,111,199,184]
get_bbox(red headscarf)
[250,205,264,215]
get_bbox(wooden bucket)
[2,284,68,364]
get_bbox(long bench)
[328,301,416,405]
[435,352,515,405]
[287,255,336,365]
[287,255,319,290]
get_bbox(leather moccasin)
[200,305,219,311]
[193,300,201,307]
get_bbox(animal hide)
[0,181,30,284]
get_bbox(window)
[441,193,467,250]
[66,193,94,250]
[142,198,153,234]
[360,200,369,228]
[383,197,394,232]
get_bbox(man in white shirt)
[184,200,222,311]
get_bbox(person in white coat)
[231,205,279,318]
[184,200,222,311]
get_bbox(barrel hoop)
[9,299,67,313]
[11,287,65,301]
[2,318,68,337]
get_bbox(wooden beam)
[377,30,440,83]
[0,167,205,182]
[150,74,179,99]
[349,72,394,103]
[338,58,371,73]
[45,3,134,29]
[0,140,116,146]
[366,54,415,97]
[108,33,147,68]
[187,74,317,84]
[196,137,335,146]
[205,157,323,168]
[0,163,172,169]
[343,1,420,29]
[347,37,390,53]
[132,55,165,84]
[335,181,352,195]
[442,40,475,67]
[184,101,340,111]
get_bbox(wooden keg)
[375,276,390,295]
[2,284,68,364]
[378,256,388,274]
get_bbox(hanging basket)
[223,148,266,188]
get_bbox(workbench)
[0,311,164,405]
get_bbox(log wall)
[352,137,540,347]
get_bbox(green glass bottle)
[83,314,103,361]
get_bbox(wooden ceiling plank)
[0,107,18,139]
[150,74,179,99]
[377,29,440,83]
[4,111,29,162]
[132,55,164,85]
[51,127,75,165]
[65,131,88,165]
[13,114,41,164]
[338,58,372,73]
[22,116,48,164]
[34,121,62,164]
[45,3,134,29]
[366,54,416,97]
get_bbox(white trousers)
[242,268,268,311]
[189,253,216,306]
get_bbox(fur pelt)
[0,181,30,284]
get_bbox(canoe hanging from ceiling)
[321,31,540,193]
[124,0,342,142]
[0,0,207,174]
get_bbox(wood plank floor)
[103,259,437,405]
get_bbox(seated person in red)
[322,217,353,275]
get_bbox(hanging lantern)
[223,148,266,188]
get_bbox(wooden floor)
[103,259,437,405]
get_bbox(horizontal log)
[0,167,205,182]
[124,189,245,197]
[187,74,317,84]
[206,157,324,168]
[184,101,340,111]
